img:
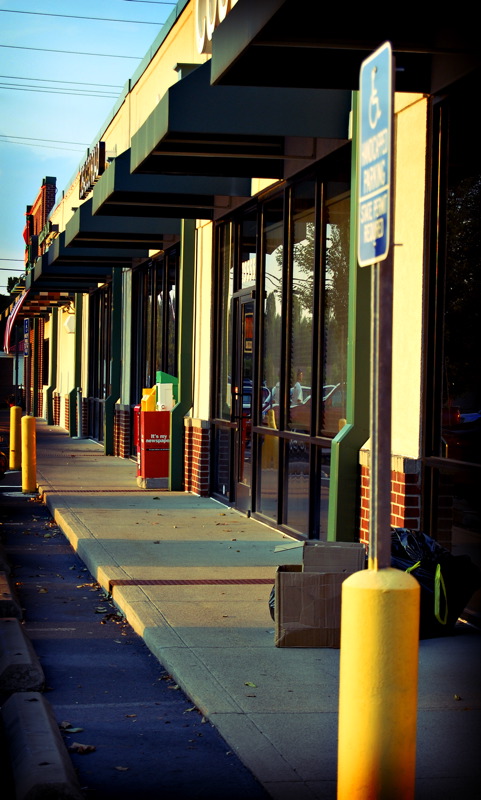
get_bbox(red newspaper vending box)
[137,410,170,489]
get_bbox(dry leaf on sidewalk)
[68,742,96,754]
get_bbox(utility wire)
[0,139,85,152]
[0,74,123,89]
[0,44,141,59]
[0,85,118,98]
[0,8,164,24]
[0,134,89,146]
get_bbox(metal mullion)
[251,204,264,513]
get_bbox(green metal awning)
[64,199,181,250]
[26,254,113,292]
[92,149,251,219]
[130,61,351,178]
[47,231,149,267]
[210,0,479,94]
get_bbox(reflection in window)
[258,433,278,521]
[262,197,284,427]
[286,438,310,532]
[240,211,257,291]
[288,180,315,433]
[215,223,234,421]
[442,173,481,465]
[322,194,350,436]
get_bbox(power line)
[0,135,89,146]
[0,44,142,59]
[0,74,123,89]
[0,85,118,99]
[0,8,164,24]
[0,139,85,153]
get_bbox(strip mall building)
[3,1,479,615]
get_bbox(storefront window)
[131,246,179,405]
[288,180,316,433]
[215,223,234,421]
[240,211,257,291]
[211,144,352,538]
[262,196,284,426]
[321,192,349,436]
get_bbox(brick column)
[184,418,210,496]
[359,450,421,546]
[114,405,131,459]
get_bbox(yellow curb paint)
[337,568,420,799]
[9,405,22,470]
[21,415,37,493]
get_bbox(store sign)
[358,42,392,267]
[24,319,30,357]
[195,0,238,54]
[79,142,106,200]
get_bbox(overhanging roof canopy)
[26,254,113,292]
[47,231,149,268]
[210,0,480,94]
[131,61,351,178]
[64,199,181,250]
[3,289,74,352]
[92,149,251,219]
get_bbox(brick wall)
[184,418,210,496]
[114,405,131,459]
[53,393,60,426]
[359,451,422,546]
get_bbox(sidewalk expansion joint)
[109,577,275,591]
[41,489,162,493]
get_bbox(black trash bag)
[268,585,275,621]
[391,528,481,638]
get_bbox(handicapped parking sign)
[358,42,393,267]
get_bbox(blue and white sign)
[24,318,29,357]
[358,41,392,267]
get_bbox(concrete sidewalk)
[33,421,481,800]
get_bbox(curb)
[0,542,11,574]
[0,570,23,619]
[0,617,45,702]
[1,692,83,800]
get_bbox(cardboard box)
[274,542,366,648]
[302,541,365,572]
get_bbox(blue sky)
[0,0,177,294]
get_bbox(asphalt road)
[0,430,270,799]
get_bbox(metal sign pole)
[338,42,420,800]
[369,251,393,569]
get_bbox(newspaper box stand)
[135,386,172,489]
[137,410,170,489]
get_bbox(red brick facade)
[114,405,131,459]
[359,453,422,546]
[184,419,210,496]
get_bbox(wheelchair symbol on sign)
[369,66,382,129]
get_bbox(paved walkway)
[33,421,481,800]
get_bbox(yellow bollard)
[9,405,22,470]
[21,415,37,494]
[337,568,420,800]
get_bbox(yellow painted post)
[9,406,22,470]
[21,415,37,494]
[337,568,420,799]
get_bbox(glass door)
[233,296,255,512]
